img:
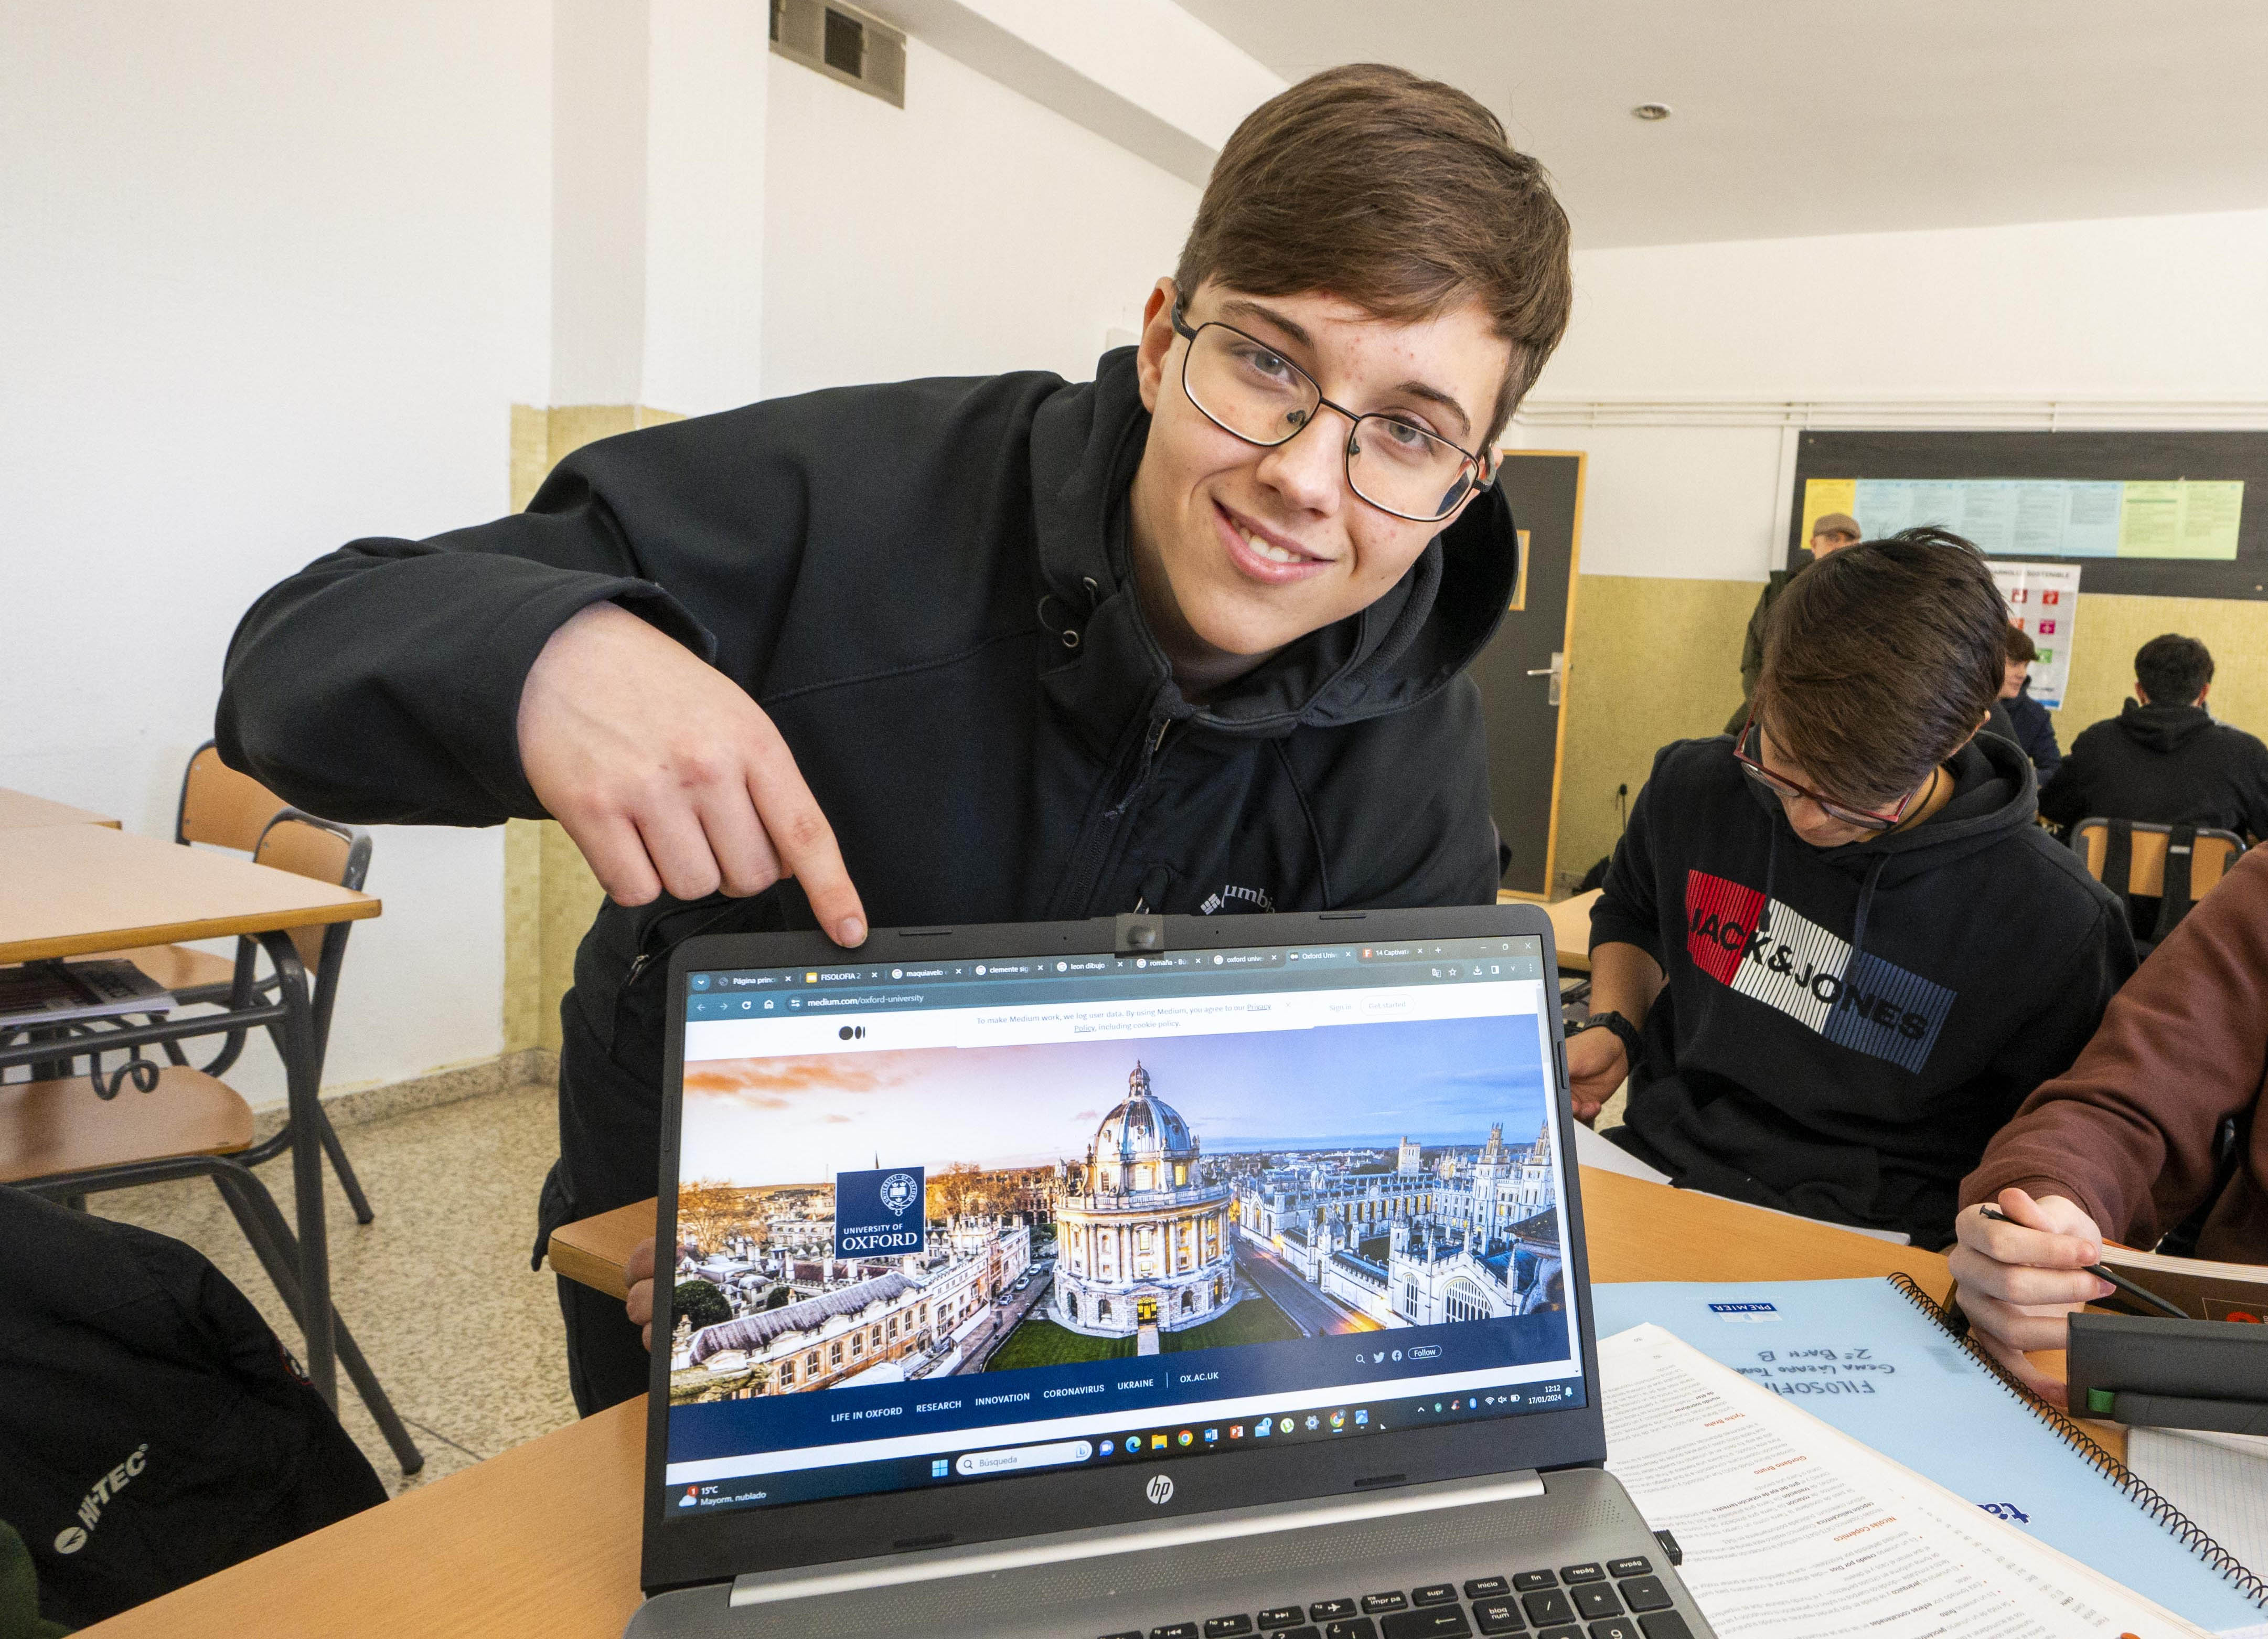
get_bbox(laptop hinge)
[729,1470,1544,1608]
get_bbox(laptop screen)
[659,932,1581,1524]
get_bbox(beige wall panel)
[504,817,544,1053]
[2047,594,2268,750]
[502,403,694,1050]
[1554,576,1757,886]
[538,820,608,1052]
[509,403,552,514]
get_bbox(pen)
[1978,1206,2189,1320]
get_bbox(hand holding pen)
[1946,1187,2183,1407]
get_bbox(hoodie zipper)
[1052,713,1178,916]
[1107,717,1174,821]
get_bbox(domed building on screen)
[1053,1062,1236,1337]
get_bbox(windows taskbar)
[664,1377,1585,1518]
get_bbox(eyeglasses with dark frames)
[1733,709,1918,833]
[1170,301,1488,524]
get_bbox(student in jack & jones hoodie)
[1570,530,2135,1250]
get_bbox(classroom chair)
[112,748,377,1223]
[112,741,287,1004]
[2068,818,2245,956]
[0,817,424,1474]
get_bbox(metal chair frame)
[2,928,419,1472]
[152,784,378,1224]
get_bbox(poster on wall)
[1801,477,2244,561]
[1987,560,2082,710]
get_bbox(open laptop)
[629,906,1715,1639]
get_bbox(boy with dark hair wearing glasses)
[1568,529,2133,1249]
[216,66,1573,1412]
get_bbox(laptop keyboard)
[1097,1558,1694,1639]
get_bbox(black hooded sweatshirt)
[1592,731,2135,1248]
[216,350,1515,1249]
[2039,699,2268,842]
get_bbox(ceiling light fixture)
[1631,102,1673,121]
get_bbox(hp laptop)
[629,906,1715,1639]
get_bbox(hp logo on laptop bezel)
[1144,1474,1174,1506]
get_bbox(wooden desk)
[89,1172,2085,1639]
[1,822,381,1404]
[0,788,120,829]
[1495,887,1598,974]
[83,1394,649,1639]
[550,1199,656,1301]
[1546,888,1598,974]
[0,824,377,964]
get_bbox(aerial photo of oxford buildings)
[668,1059,1565,1403]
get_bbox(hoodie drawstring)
[1847,854,1890,977]
[1758,826,1779,935]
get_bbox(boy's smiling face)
[1127,278,1512,696]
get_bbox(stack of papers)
[1601,1323,2220,1637]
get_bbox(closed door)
[1469,450,1585,896]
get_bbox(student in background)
[2039,634,2268,841]
[215,67,1572,1412]
[1573,529,2134,1250]
[1998,624,2061,782]
[1951,843,2268,1403]
[1723,511,1861,735]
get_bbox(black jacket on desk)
[216,349,1515,1242]
[2039,699,2268,842]
[1592,731,2134,1249]
[0,1189,383,1631]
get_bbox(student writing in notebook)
[1952,843,2268,1402]
[213,67,1574,1412]
[1568,531,2134,1249]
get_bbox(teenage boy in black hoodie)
[1569,530,2134,1249]
[2039,634,2268,842]
[215,66,1573,1412]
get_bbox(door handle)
[1525,651,1565,707]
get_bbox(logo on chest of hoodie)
[1683,870,1955,1073]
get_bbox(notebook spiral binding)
[1888,1271,2268,1611]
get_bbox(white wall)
[1,2,548,1104]
[759,38,1199,399]
[3,2,1216,1106]
[1521,208,2268,581]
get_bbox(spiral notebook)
[1592,1276,2268,1636]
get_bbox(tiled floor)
[96,1080,581,1495]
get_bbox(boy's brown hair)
[1174,63,1572,445]
[1758,529,2007,809]
[2004,624,2038,665]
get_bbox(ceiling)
[1173,0,2268,249]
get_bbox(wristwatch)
[1567,1009,1643,1072]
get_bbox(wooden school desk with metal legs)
[76,1168,2109,1639]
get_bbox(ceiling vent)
[771,0,906,109]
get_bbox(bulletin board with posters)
[1986,560,2080,710]
[1786,429,2268,601]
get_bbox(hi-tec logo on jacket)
[1684,870,1955,1073]
[55,1443,149,1553]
